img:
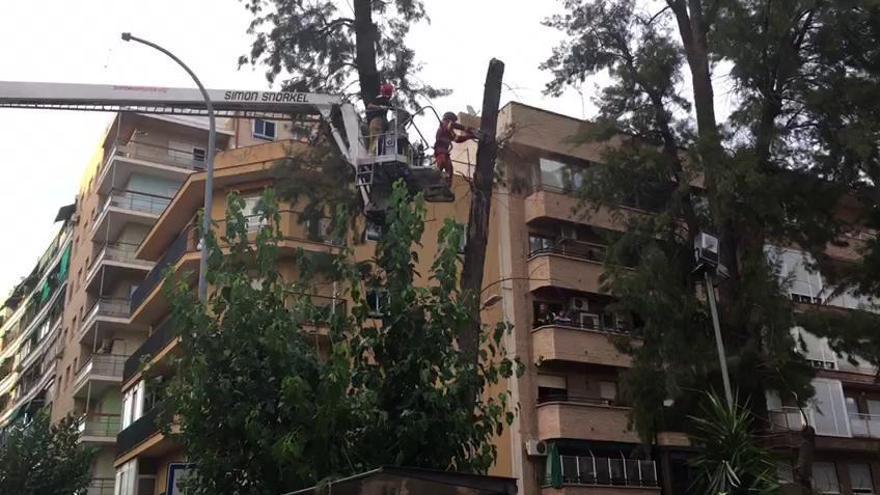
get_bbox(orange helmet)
[380,83,394,98]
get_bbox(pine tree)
[542,1,880,486]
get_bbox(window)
[253,119,277,140]
[192,147,206,163]
[538,158,588,193]
[850,464,874,494]
[599,381,618,403]
[810,378,851,437]
[528,234,554,256]
[242,195,266,232]
[115,460,138,495]
[813,462,840,494]
[366,289,389,317]
[122,380,145,428]
[537,374,567,403]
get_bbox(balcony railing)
[86,298,131,321]
[130,225,197,314]
[86,477,114,495]
[537,393,618,407]
[547,454,659,488]
[76,354,127,382]
[78,413,121,438]
[116,407,159,456]
[102,190,172,217]
[529,238,607,263]
[93,241,145,266]
[850,413,880,438]
[114,140,208,170]
[123,318,177,382]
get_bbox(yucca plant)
[690,392,778,495]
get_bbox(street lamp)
[121,33,215,303]
[694,232,734,408]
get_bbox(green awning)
[39,281,51,304]
[57,245,71,281]
[548,442,562,488]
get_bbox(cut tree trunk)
[353,0,380,106]
[459,58,505,369]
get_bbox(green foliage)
[162,182,519,495]
[541,0,880,445]
[690,392,778,495]
[0,413,95,495]
[238,0,448,106]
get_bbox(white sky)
[0,0,590,297]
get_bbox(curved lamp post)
[121,32,214,303]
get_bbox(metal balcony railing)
[94,241,144,266]
[123,318,177,382]
[116,407,159,456]
[130,225,196,314]
[86,298,131,321]
[536,393,619,407]
[86,477,115,495]
[528,238,607,263]
[114,140,208,170]
[78,413,121,438]
[548,454,659,488]
[76,354,127,382]
[850,412,880,438]
[102,190,172,217]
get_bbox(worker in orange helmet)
[366,83,395,155]
[434,112,478,187]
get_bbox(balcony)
[123,318,178,385]
[542,455,659,494]
[95,140,206,195]
[71,354,126,398]
[116,408,162,464]
[91,190,172,242]
[525,189,645,233]
[79,298,136,345]
[533,323,632,368]
[84,242,154,293]
[528,241,607,293]
[850,413,880,439]
[131,212,345,324]
[537,397,639,443]
[129,225,199,324]
[85,478,114,495]
[78,413,121,443]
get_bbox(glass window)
[115,459,137,495]
[810,379,851,437]
[365,220,384,241]
[366,289,388,317]
[528,235,554,256]
[254,119,277,140]
[539,158,567,191]
[537,374,567,403]
[813,462,840,494]
[849,463,874,494]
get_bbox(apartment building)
[49,112,302,495]
[0,221,72,433]
[111,138,470,495]
[456,103,880,495]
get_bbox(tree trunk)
[794,425,815,494]
[353,0,380,106]
[460,58,505,368]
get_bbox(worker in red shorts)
[434,112,477,186]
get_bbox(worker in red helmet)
[366,83,395,155]
[434,111,477,187]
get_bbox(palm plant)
[690,392,779,495]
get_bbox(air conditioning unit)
[525,440,548,457]
[70,213,80,224]
[579,312,601,329]
[694,232,719,266]
[569,297,589,312]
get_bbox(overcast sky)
[0,0,589,297]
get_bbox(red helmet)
[380,83,394,98]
